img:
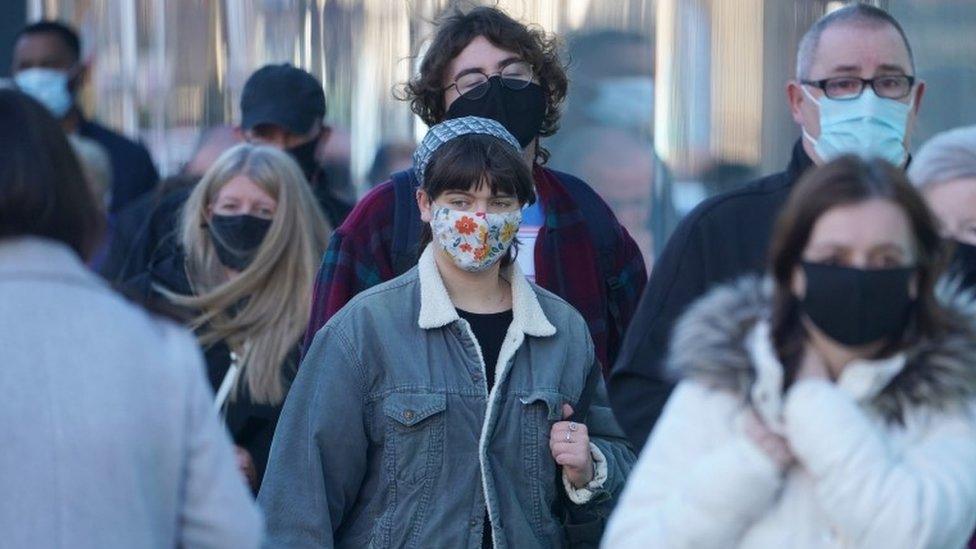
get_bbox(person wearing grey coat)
[0,237,264,549]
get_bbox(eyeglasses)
[801,75,916,100]
[446,61,535,100]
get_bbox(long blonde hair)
[169,143,330,404]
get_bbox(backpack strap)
[390,168,423,277]
[548,170,619,280]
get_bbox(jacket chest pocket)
[519,391,566,529]
[383,393,448,484]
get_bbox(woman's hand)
[550,404,594,488]
[742,409,794,471]
[235,446,258,490]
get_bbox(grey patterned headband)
[412,116,522,185]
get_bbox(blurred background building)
[2,0,974,268]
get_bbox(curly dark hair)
[401,6,568,164]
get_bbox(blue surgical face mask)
[586,77,655,131]
[801,85,913,166]
[15,67,74,118]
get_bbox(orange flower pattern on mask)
[430,206,523,272]
[454,216,477,235]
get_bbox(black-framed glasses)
[801,75,916,100]
[446,61,535,100]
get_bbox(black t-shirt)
[457,308,513,391]
[457,307,513,548]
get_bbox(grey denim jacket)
[259,246,635,548]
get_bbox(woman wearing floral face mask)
[258,117,635,548]
[604,156,976,548]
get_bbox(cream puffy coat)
[604,277,976,549]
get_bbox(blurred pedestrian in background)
[260,118,634,548]
[604,156,976,548]
[0,89,262,548]
[366,140,415,188]
[304,5,647,376]
[239,63,355,229]
[99,125,242,283]
[909,125,976,289]
[126,143,330,492]
[109,64,345,287]
[11,20,158,213]
[610,4,927,451]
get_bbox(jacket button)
[403,410,415,421]
[469,518,480,527]
[471,373,482,382]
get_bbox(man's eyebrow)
[451,56,524,81]
[496,57,523,69]
[827,64,862,74]
[877,63,910,74]
[452,67,483,81]
[824,63,910,76]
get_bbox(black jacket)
[79,118,160,213]
[124,241,297,491]
[607,140,814,450]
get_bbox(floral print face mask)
[430,206,523,272]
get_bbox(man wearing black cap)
[239,63,354,228]
[111,64,350,284]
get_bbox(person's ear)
[904,81,926,151]
[912,80,926,115]
[909,271,919,300]
[786,80,807,126]
[791,265,807,299]
[69,58,91,94]
[318,124,333,146]
[417,189,433,223]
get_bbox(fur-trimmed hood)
[667,275,976,421]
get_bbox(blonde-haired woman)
[128,143,330,491]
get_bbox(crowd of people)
[1,3,975,548]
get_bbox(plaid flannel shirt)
[303,166,647,372]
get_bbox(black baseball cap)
[240,64,326,134]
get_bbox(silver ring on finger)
[568,422,578,432]
[565,431,573,443]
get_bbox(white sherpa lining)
[562,442,609,504]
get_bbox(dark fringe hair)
[418,133,536,267]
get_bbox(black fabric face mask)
[286,135,320,181]
[207,214,273,272]
[799,261,915,347]
[445,77,546,148]
[949,239,976,289]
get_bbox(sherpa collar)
[417,244,556,338]
[667,276,976,422]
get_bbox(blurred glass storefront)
[27,0,976,268]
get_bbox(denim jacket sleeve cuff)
[562,442,609,505]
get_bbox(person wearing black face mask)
[301,6,648,385]
[604,156,976,548]
[124,144,331,495]
[908,125,976,290]
[239,63,354,228]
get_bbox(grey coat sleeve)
[258,325,369,549]
[173,326,264,549]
